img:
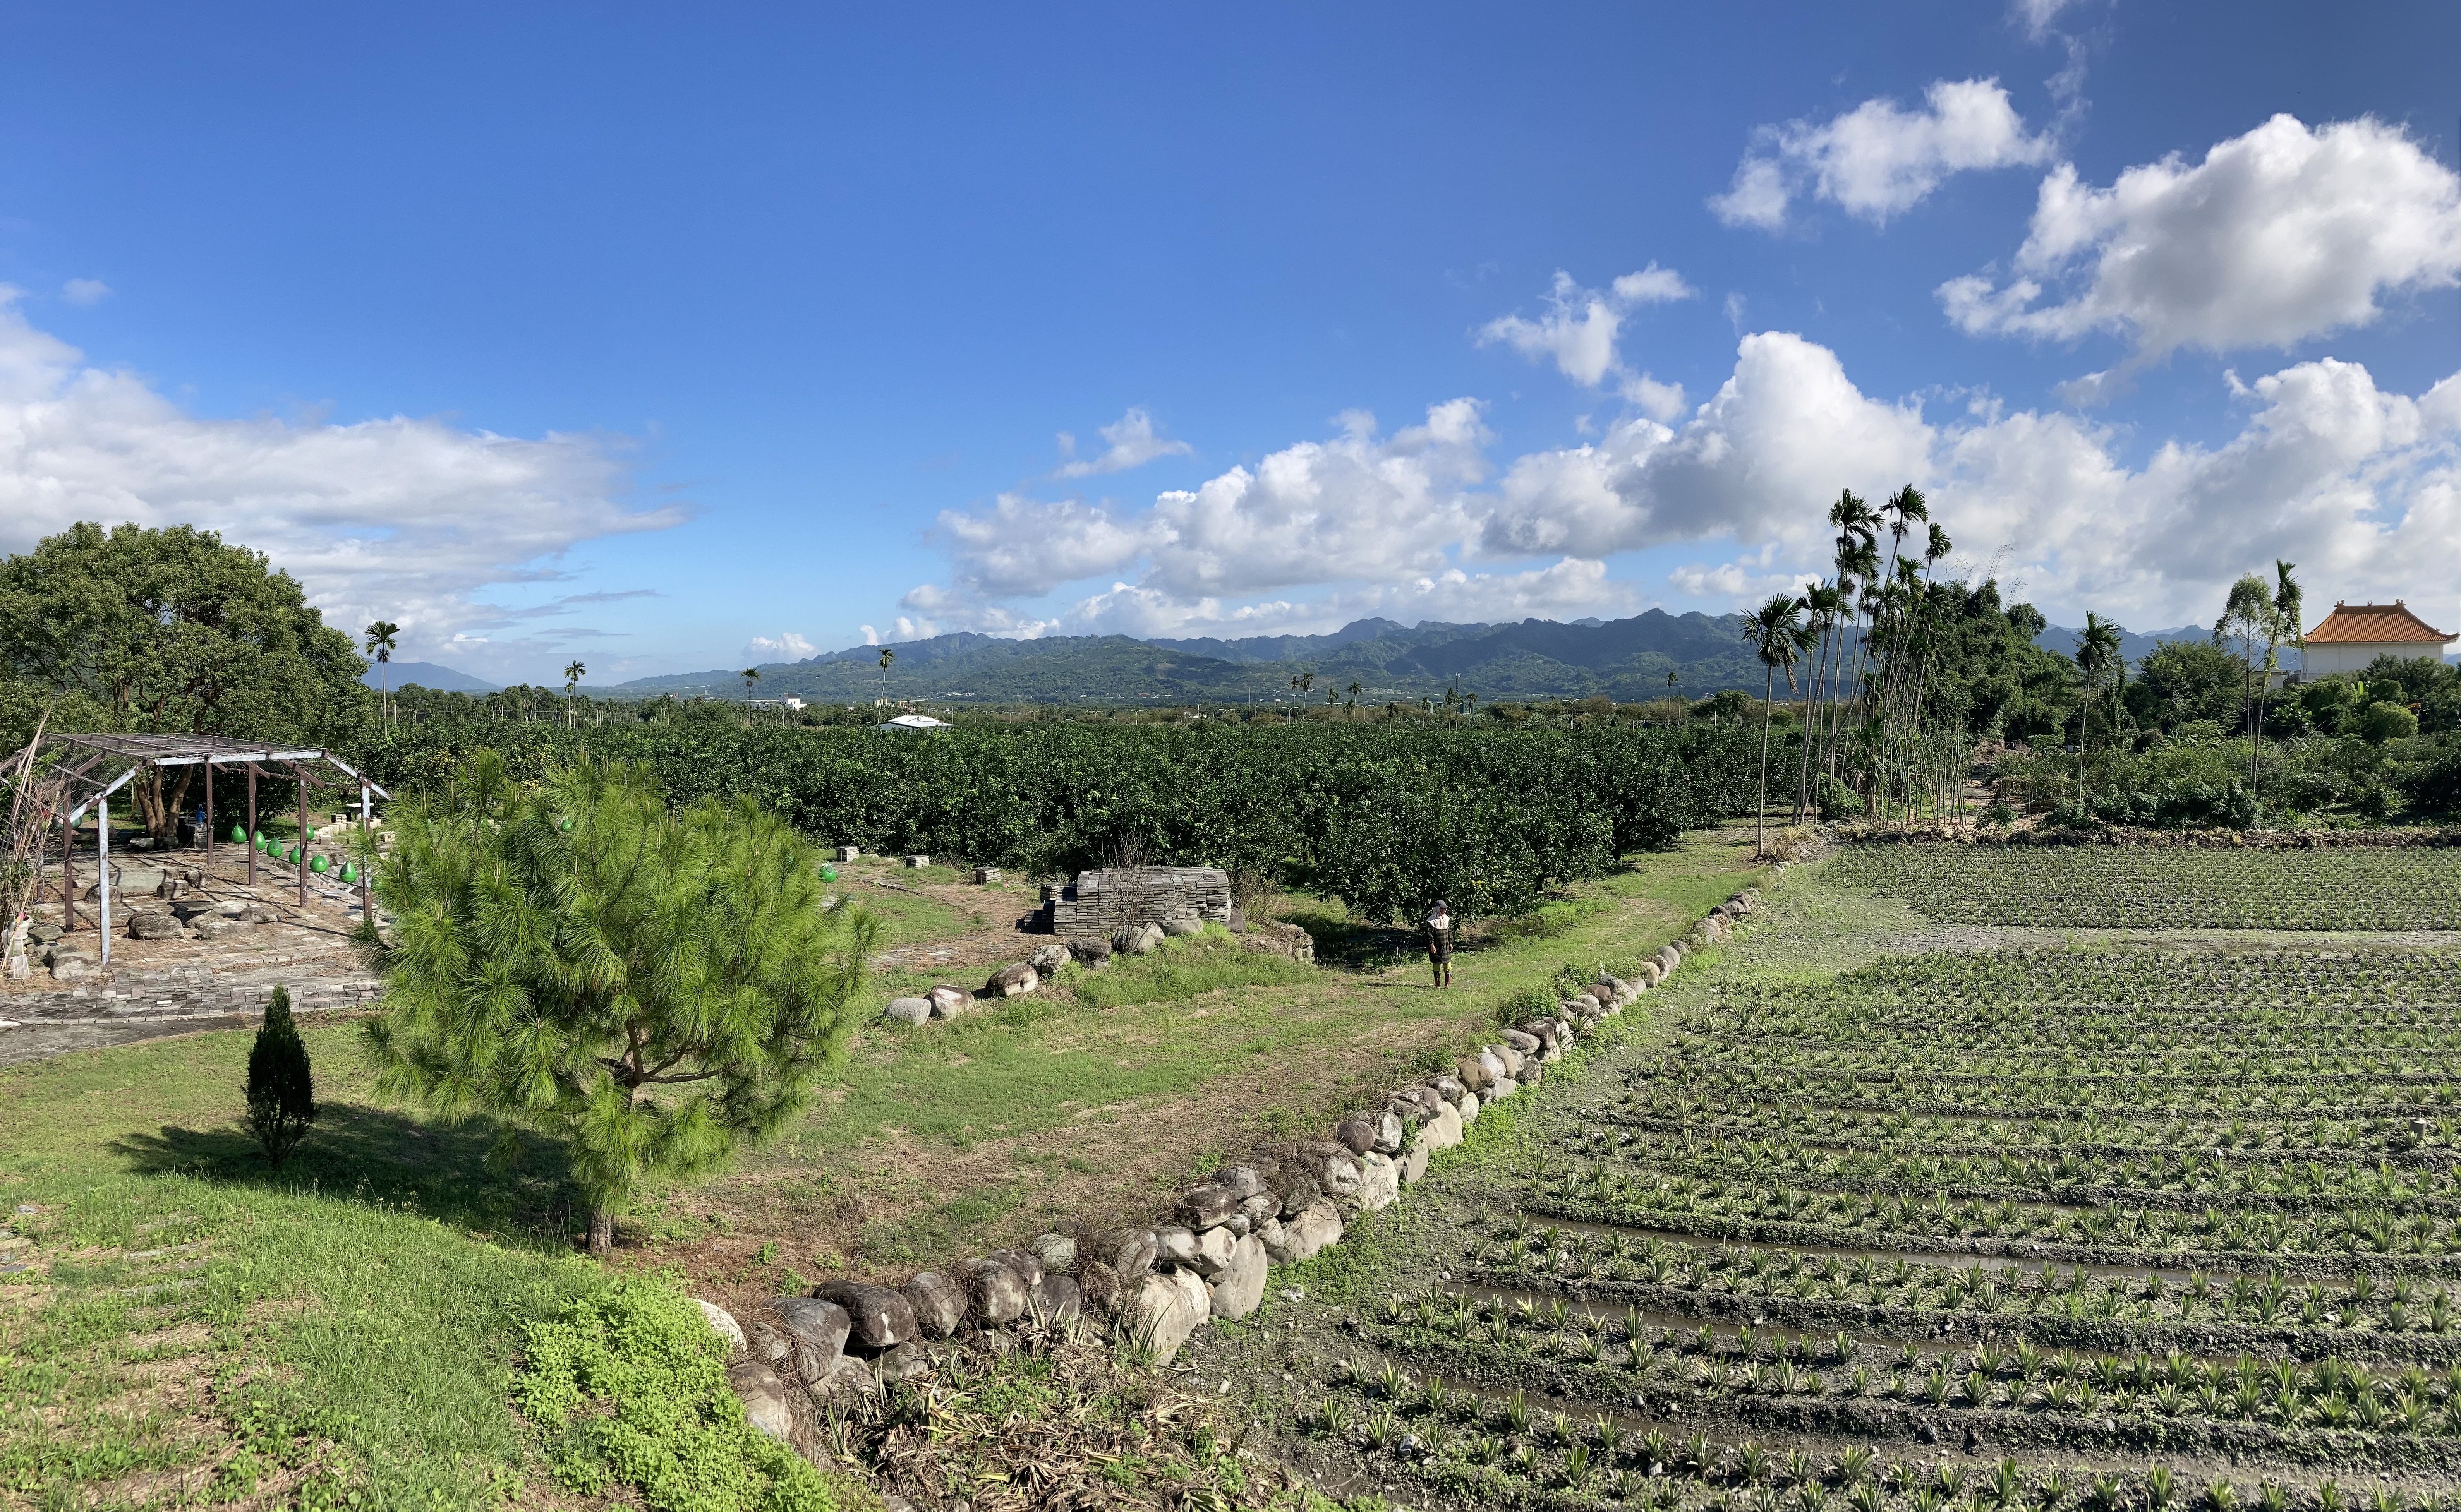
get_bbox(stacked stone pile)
[716,884,1766,1450]
[1036,866,1236,938]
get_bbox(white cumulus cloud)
[1713,78,2053,230]
[1055,406,1192,478]
[745,631,816,662]
[1479,265,1694,390]
[0,289,678,679]
[1940,114,2461,386]
[62,278,111,307]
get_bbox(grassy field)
[0,831,1764,1509]
[1212,843,2461,1510]
[638,833,1766,1302]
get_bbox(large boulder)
[1415,1102,1464,1154]
[1211,1164,1269,1202]
[1457,1090,1481,1124]
[902,1271,966,1337]
[813,1280,917,1351]
[127,910,183,941]
[1346,1152,1399,1213]
[1126,1269,1210,1363]
[883,997,932,1025]
[1187,1225,1238,1279]
[1454,1057,1491,1094]
[1111,922,1164,956]
[1158,915,1203,938]
[771,1296,851,1384]
[1276,1200,1343,1262]
[987,1248,1045,1289]
[927,985,971,1019]
[1027,942,1069,974]
[726,1361,795,1442]
[1333,1116,1375,1156]
[193,917,247,941]
[1400,1143,1429,1184]
[1030,1232,1077,1273]
[963,1260,1030,1325]
[1153,1226,1200,1268]
[987,962,1039,997]
[1102,1228,1157,1281]
[1176,1185,1239,1231]
[1031,1273,1083,1325]
[1068,934,1112,966]
[1243,921,1314,963]
[694,1299,747,1356]
[1207,1234,1267,1320]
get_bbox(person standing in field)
[1424,899,1453,988]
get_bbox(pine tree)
[244,985,317,1167]
[363,751,874,1255]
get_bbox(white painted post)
[98,795,112,967]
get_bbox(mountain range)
[383,615,2343,708]
[586,611,1770,704]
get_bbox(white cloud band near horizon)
[0,287,680,682]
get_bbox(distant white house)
[2302,601,2457,676]
[877,713,952,732]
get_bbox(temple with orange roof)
[2302,600,2457,676]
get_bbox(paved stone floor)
[2,843,383,1066]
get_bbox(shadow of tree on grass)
[112,1101,583,1251]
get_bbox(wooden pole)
[246,767,257,886]
[359,781,372,927]
[204,759,214,859]
[296,764,309,911]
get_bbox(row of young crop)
[1460,1226,2461,1339]
[1287,869,2458,1509]
[1828,847,2461,931]
[348,718,1761,920]
[1641,1066,2461,1116]
[1567,1134,2461,1206]
[1595,1118,2461,1169]
[1685,957,2461,1011]
[1287,1357,2458,1511]
[1632,1095,2461,1144]
[1355,1287,2461,1448]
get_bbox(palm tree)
[878,647,895,683]
[2072,613,2123,797]
[563,660,586,725]
[1347,680,1363,698]
[740,666,761,696]
[1824,491,1881,777]
[363,620,400,732]
[2215,573,2276,811]
[2253,561,2302,808]
[1792,578,1845,821]
[1742,593,1815,859]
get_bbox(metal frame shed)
[3,733,390,966]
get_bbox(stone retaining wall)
[707,875,1778,1462]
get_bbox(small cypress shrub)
[244,985,317,1167]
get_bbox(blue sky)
[1,1,2456,684]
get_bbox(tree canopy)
[362,752,875,1253]
[0,521,370,832]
